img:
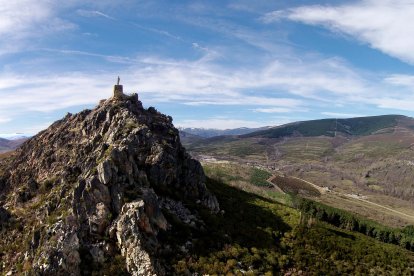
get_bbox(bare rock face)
[0,92,218,275]
[34,221,81,275]
[111,194,167,275]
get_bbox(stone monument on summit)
[113,76,124,98]
[111,77,141,106]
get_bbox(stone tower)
[113,76,124,99]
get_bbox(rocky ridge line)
[0,90,219,275]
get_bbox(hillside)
[0,137,27,153]
[186,115,414,228]
[0,87,218,275]
[172,162,414,274]
[179,131,205,146]
[243,115,408,138]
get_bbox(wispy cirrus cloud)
[132,24,181,41]
[76,9,115,20]
[252,107,295,113]
[384,74,414,88]
[126,54,367,103]
[263,0,414,64]
[0,47,408,127]
[176,118,288,130]
[321,112,365,118]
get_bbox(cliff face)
[0,92,218,275]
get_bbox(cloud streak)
[77,9,116,20]
[176,118,281,129]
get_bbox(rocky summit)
[0,89,219,275]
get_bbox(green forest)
[296,197,414,251]
[167,165,414,275]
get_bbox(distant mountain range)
[184,114,414,226]
[0,137,28,153]
[0,133,30,140]
[182,115,413,147]
[178,126,270,138]
[180,115,410,142]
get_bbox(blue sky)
[2,0,414,134]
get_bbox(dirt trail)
[286,175,414,220]
[343,195,414,220]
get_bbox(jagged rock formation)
[0,90,218,275]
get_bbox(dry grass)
[0,151,13,159]
[277,137,334,161]
[316,193,414,228]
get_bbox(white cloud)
[384,74,414,87]
[321,112,364,118]
[0,73,115,119]
[372,98,414,111]
[176,118,280,130]
[125,54,367,105]
[0,0,51,36]
[0,48,406,125]
[252,107,293,113]
[0,116,11,124]
[0,0,75,55]
[264,0,414,64]
[20,122,53,136]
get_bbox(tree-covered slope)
[243,115,406,138]
[168,164,414,275]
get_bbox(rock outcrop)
[0,90,218,275]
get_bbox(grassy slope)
[168,163,414,275]
[187,137,268,161]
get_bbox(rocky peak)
[0,87,218,275]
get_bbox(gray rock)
[0,89,219,274]
[112,200,164,276]
[97,160,113,185]
[34,221,81,275]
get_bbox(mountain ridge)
[0,137,28,153]
[0,89,218,275]
[178,126,271,138]
[242,114,410,138]
[184,114,414,228]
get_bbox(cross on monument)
[117,76,120,85]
